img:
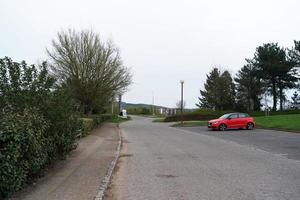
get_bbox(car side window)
[239,113,246,118]
[229,114,238,119]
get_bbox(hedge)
[79,114,120,137]
[0,57,81,198]
[80,118,94,136]
[0,108,49,197]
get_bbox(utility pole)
[180,80,184,125]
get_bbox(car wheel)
[246,122,254,130]
[219,124,227,131]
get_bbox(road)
[108,116,300,200]
[179,126,300,161]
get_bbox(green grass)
[107,116,132,123]
[255,114,300,132]
[171,121,207,127]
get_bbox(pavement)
[179,126,300,161]
[108,116,300,200]
[10,123,120,200]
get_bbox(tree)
[47,29,132,114]
[197,68,235,110]
[252,43,297,111]
[234,61,263,111]
[289,40,300,67]
[291,91,300,109]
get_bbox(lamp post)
[180,80,184,125]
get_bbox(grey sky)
[1,0,299,108]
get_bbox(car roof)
[227,113,248,115]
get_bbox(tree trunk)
[272,79,277,111]
[279,86,283,111]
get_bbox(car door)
[226,114,239,128]
[238,113,247,127]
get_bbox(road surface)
[108,116,300,200]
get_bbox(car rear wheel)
[219,124,227,131]
[246,122,254,130]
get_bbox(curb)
[94,125,122,200]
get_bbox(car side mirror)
[227,117,231,120]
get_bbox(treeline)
[0,29,132,198]
[197,42,300,111]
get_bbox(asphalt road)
[109,116,300,200]
[179,126,300,161]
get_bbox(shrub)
[80,118,94,136]
[0,108,48,198]
[0,57,81,198]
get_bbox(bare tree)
[47,29,132,114]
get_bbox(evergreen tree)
[234,61,263,111]
[291,91,300,109]
[197,68,235,110]
[253,43,293,111]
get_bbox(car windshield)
[219,114,231,119]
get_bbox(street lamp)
[180,80,184,125]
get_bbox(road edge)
[94,125,122,200]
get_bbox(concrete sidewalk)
[10,123,120,200]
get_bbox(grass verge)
[255,114,300,132]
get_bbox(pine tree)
[197,68,235,110]
[253,43,294,111]
[235,61,263,111]
[291,91,300,109]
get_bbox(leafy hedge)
[0,108,49,196]
[80,118,94,136]
[79,114,120,136]
[0,57,81,198]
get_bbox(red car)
[208,113,255,131]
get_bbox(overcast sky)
[1,0,300,108]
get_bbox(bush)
[0,57,81,198]
[0,108,48,198]
[80,118,94,136]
